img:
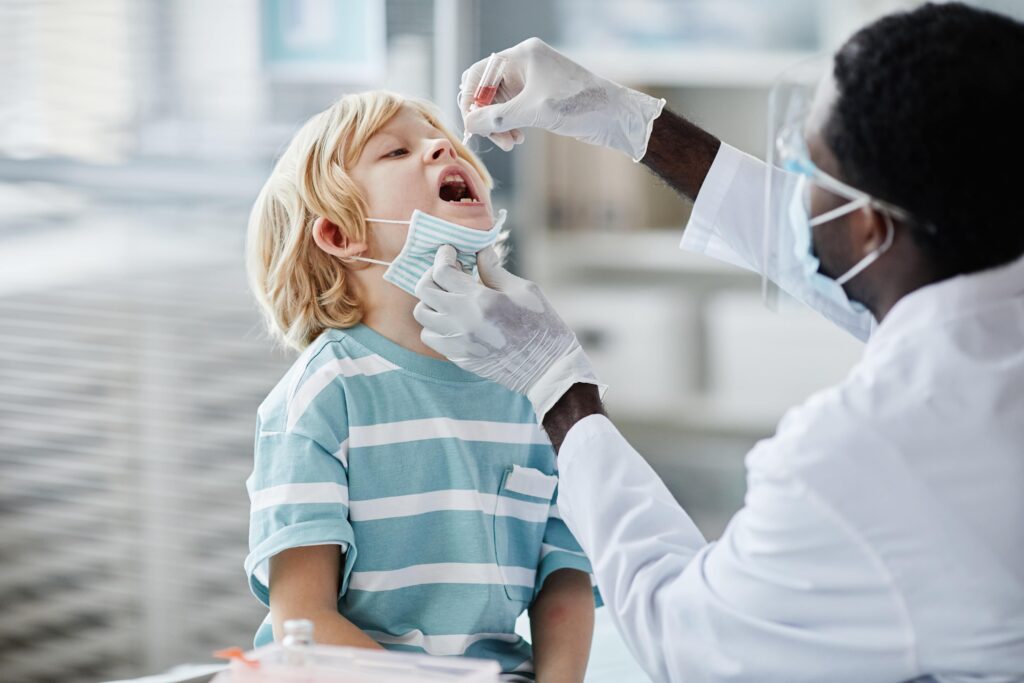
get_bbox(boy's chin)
[435,202,493,228]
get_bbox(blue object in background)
[262,0,385,81]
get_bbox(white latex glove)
[459,37,666,161]
[414,245,605,422]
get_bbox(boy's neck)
[355,269,447,361]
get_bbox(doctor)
[414,4,1024,683]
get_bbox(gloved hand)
[414,245,606,422]
[460,37,666,161]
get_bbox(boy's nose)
[425,138,456,162]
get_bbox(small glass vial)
[471,53,508,109]
[281,618,314,668]
[462,53,509,144]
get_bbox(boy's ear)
[312,217,368,259]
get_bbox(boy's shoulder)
[257,327,384,426]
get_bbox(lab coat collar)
[867,250,1024,354]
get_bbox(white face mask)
[789,175,895,315]
[348,208,507,295]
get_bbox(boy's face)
[349,106,494,260]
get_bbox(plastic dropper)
[462,53,508,145]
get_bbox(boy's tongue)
[439,174,479,204]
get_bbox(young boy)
[244,91,598,682]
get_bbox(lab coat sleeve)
[681,143,875,342]
[556,415,917,683]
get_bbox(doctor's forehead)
[805,72,842,176]
[807,71,838,135]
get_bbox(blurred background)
[2,1,1022,681]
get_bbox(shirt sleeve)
[533,486,603,608]
[244,398,355,608]
[555,414,917,683]
[681,142,875,342]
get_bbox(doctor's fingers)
[414,274,474,318]
[463,95,532,139]
[461,84,526,152]
[430,247,485,295]
[475,246,523,291]
[459,72,522,152]
[421,326,489,362]
[412,301,464,337]
[414,274,453,312]
[415,245,470,296]
[487,129,524,152]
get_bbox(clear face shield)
[763,56,909,318]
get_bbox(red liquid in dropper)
[473,85,499,107]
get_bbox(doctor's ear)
[852,205,890,253]
[312,217,368,259]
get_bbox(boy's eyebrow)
[368,119,445,154]
[371,130,398,144]
[365,131,401,156]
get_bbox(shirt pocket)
[493,465,558,603]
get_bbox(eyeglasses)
[775,121,924,229]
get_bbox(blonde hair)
[246,90,493,351]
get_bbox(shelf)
[546,229,753,277]
[561,47,817,88]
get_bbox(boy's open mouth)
[438,167,481,204]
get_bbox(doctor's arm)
[641,107,721,201]
[555,419,917,683]
[643,108,875,339]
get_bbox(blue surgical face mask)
[789,175,894,315]
[349,208,507,295]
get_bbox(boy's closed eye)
[383,148,408,159]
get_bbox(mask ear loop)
[342,217,411,266]
[835,209,896,286]
[808,195,870,227]
[344,255,391,266]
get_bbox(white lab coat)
[556,144,1024,683]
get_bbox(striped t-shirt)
[244,324,599,677]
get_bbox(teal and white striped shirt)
[245,324,599,677]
